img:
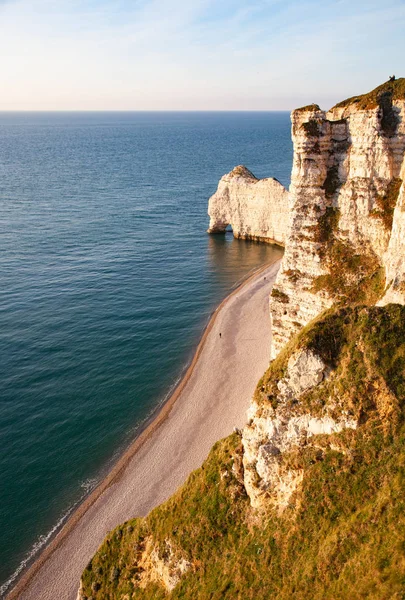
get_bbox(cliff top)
[228,165,258,180]
[294,103,321,113]
[331,77,405,111]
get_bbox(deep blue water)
[0,111,292,593]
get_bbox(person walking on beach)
[219,332,222,338]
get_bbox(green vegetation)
[311,241,383,304]
[81,305,405,600]
[295,103,321,113]
[305,304,405,400]
[230,165,257,179]
[332,78,405,111]
[321,166,341,199]
[310,202,384,303]
[370,178,402,230]
[283,269,302,283]
[302,119,321,137]
[271,287,289,303]
[256,303,404,409]
[313,206,340,244]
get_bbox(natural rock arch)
[207,165,289,245]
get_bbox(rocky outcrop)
[77,534,191,599]
[135,538,191,593]
[207,81,405,357]
[379,155,405,305]
[207,165,290,244]
[270,81,405,356]
[239,80,405,511]
[242,348,357,509]
[243,409,357,510]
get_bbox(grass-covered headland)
[80,79,405,599]
[81,304,405,600]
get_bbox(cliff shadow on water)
[206,233,284,290]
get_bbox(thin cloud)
[0,0,404,110]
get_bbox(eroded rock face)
[207,165,290,244]
[77,538,191,599]
[207,88,405,354]
[242,349,357,509]
[277,348,326,398]
[379,155,405,305]
[270,98,405,357]
[137,538,191,593]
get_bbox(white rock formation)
[77,537,191,599]
[379,155,405,305]
[138,538,191,593]
[242,349,357,509]
[277,348,326,398]
[240,83,405,511]
[207,165,290,244]
[270,93,405,356]
[243,411,356,509]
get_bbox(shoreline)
[6,257,281,600]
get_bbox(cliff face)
[270,81,405,357]
[80,304,405,600]
[207,165,290,245]
[242,79,405,510]
[243,346,357,509]
[80,80,405,600]
[379,156,405,305]
[207,81,405,357]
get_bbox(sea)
[0,111,292,594]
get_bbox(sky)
[1,0,404,111]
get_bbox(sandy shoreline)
[6,258,281,600]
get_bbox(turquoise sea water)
[0,112,291,594]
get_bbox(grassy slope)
[81,80,405,600]
[331,78,405,110]
[81,305,405,600]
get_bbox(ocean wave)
[0,506,75,597]
[0,477,99,598]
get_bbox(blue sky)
[1,0,404,110]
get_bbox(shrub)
[321,166,341,199]
[370,178,402,230]
[271,288,289,303]
[295,103,321,113]
[302,119,321,137]
[313,206,340,244]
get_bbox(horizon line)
[0,108,294,113]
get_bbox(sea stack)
[207,165,290,245]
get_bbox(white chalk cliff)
[242,348,357,509]
[207,79,405,510]
[207,165,290,245]
[270,84,405,356]
[78,81,405,598]
[379,154,405,305]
